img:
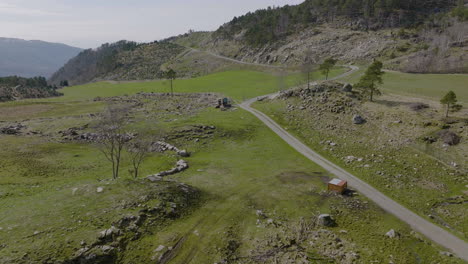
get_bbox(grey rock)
[177,150,190,157]
[98,226,121,240]
[352,115,366,124]
[342,83,353,92]
[385,229,398,238]
[318,214,335,227]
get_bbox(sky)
[0,0,304,49]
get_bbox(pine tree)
[440,91,458,117]
[166,69,176,97]
[319,57,337,80]
[355,60,385,101]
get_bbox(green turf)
[340,67,468,103]
[0,69,460,263]
[42,69,346,103]
[381,72,468,103]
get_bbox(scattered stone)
[147,175,163,182]
[318,214,335,227]
[155,245,166,252]
[440,251,453,257]
[256,210,267,219]
[97,187,104,193]
[98,226,121,241]
[148,160,189,178]
[72,188,78,195]
[177,150,190,157]
[0,124,25,135]
[385,229,399,238]
[352,115,366,125]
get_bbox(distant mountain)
[49,40,185,85]
[0,38,82,78]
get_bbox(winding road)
[239,66,468,261]
[192,47,468,260]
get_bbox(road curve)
[239,67,468,261]
[189,48,284,69]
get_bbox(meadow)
[0,68,462,263]
[340,67,468,103]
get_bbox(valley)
[0,0,467,263]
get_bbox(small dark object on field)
[409,102,429,111]
[437,130,461,146]
[216,97,232,109]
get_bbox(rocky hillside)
[0,38,82,78]
[49,41,186,85]
[0,76,62,102]
[172,0,467,73]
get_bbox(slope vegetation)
[0,76,62,102]
[172,0,467,73]
[49,41,186,85]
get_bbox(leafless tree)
[95,104,132,180]
[302,48,316,89]
[127,134,154,179]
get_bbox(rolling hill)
[0,38,82,78]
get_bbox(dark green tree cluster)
[0,76,61,102]
[319,57,337,80]
[60,80,69,87]
[355,60,385,101]
[216,0,459,46]
[440,91,462,117]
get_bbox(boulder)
[98,226,121,241]
[342,83,353,92]
[352,115,366,125]
[318,214,335,227]
[177,150,190,157]
[385,229,399,238]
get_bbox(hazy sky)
[0,0,304,48]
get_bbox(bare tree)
[302,49,316,89]
[127,134,153,179]
[95,104,131,180]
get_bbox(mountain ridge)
[0,37,82,78]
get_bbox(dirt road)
[239,67,468,262]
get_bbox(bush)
[437,130,461,145]
[409,102,429,111]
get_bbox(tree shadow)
[373,99,414,108]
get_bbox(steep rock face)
[49,41,185,85]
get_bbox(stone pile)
[0,123,25,135]
[147,160,189,181]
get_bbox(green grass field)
[0,69,461,263]
[341,67,468,103]
[44,69,346,102]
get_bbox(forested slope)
[0,76,62,102]
[49,41,186,85]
